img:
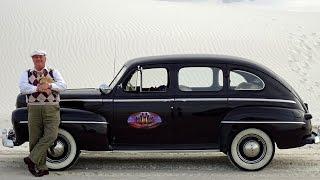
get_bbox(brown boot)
[23,157,38,177]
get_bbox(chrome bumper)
[1,128,15,148]
[315,137,320,144]
[314,133,320,144]
[314,126,320,144]
[304,126,320,145]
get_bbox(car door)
[112,64,175,146]
[172,63,228,146]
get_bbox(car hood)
[16,88,105,108]
[60,88,103,100]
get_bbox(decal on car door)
[127,112,162,129]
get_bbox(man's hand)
[36,84,42,92]
[37,83,51,92]
[39,83,50,90]
[43,89,52,95]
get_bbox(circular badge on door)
[127,112,162,129]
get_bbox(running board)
[110,149,220,153]
[110,143,220,152]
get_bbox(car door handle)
[170,106,175,117]
[170,106,182,117]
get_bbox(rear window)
[229,70,265,90]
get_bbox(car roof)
[125,54,267,71]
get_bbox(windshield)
[109,65,127,89]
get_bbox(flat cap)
[30,50,47,57]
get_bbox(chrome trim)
[102,99,113,102]
[62,121,107,124]
[60,98,295,104]
[221,121,306,125]
[114,99,174,102]
[19,121,107,124]
[1,128,14,148]
[314,127,320,144]
[175,98,228,102]
[61,99,102,102]
[228,98,296,104]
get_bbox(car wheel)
[46,129,80,170]
[227,128,275,171]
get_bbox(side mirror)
[99,83,112,94]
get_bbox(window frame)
[122,66,169,93]
[177,66,224,92]
[229,69,266,91]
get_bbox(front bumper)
[1,128,16,148]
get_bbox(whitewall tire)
[228,128,275,171]
[46,129,80,170]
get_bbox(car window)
[230,70,265,90]
[178,67,223,92]
[124,68,168,92]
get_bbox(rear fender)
[219,106,310,152]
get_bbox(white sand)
[0,0,320,131]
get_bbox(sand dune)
[0,0,320,129]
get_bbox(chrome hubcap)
[243,140,260,158]
[48,140,65,158]
[237,134,267,164]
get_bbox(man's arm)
[19,71,37,95]
[50,69,67,93]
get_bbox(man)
[19,50,66,177]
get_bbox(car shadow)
[73,152,235,171]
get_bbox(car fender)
[219,106,310,152]
[12,107,110,150]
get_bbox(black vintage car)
[2,54,319,171]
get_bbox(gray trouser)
[27,104,60,171]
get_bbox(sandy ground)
[0,142,320,179]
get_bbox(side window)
[124,68,168,92]
[230,70,265,90]
[178,67,223,92]
[125,69,140,92]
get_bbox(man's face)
[32,55,46,71]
